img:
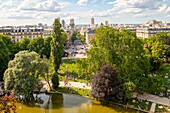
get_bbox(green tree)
[71,32,77,44]
[144,32,170,71]
[51,73,59,89]
[50,18,64,73]
[0,34,15,59]
[42,36,52,58]
[28,37,44,57]
[0,39,10,81]
[3,51,48,101]
[77,32,85,43]
[19,37,30,50]
[61,32,67,46]
[78,27,150,94]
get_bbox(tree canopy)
[50,18,64,73]
[28,37,44,57]
[91,64,120,100]
[3,51,48,101]
[78,26,150,94]
[0,39,10,81]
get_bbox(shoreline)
[36,90,149,113]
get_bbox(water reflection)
[16,93,141,113]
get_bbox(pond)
[16,93,142,113]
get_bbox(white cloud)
[77,0,88,6]
[110,0,170,17]
[0,0,18,11]
[18,0,61,12]
[107,2,114,5]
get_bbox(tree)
[3,51,48,101]
[61,32,68,46]
[0,39,10,81]
[77,32,85,43]
[51,73,59,89]
[50,18,64,73]
[71,32,77,44]
[19,37,30,51]
[144,32,170,71]
[0,34,15,59]
[78,27,150,94]
[42,36,52,58]
[91,64,120,100]
[28,37,44,57]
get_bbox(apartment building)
[136,20,170,39]
[0,25,52,42]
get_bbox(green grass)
[155,104,168,112]
[58,59,90,83]
[58,59,78,74]
[56,86,91,97]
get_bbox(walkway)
[133,93,170,112]
[59,81,91,89]
[150,103,156,113]
[133,93,170,106]
[39,81,91,92]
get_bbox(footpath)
[133,93,170,112]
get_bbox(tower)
[61,19,65,28]
[91,18,94,25]
[70,18,75,28]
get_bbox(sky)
[0,0,170,26]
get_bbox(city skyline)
[0,0,170,26]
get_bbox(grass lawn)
[56,86,91,97]
[58,59,90,83]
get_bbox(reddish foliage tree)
[91,64,120,100]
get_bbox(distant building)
[136,27,170,39]
[91,18,94,25]
[86,29,95,44]
[70,18,75,28]
[105,21,109,26]
[61,19,66,28]
[136,20,170,39]
[0,25,52,42]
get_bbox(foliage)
[77,32,85,43]
[42,36,52,58]
[0,39,10,81]
[91,64,120,100]
[120,81,136,101]
[71,32,77,44]
[144,32,170,71]
[78,27,150,95]
[52,73,59,89]
[28,37,44,57]
[3,51,48,101]
[61,32,68,46]
[57,87,91,97]
[50,18,64,73]
[0,93,16,113]
[19,37,30,51]
[0,34,15,59]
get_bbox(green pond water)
[16,93,141,113]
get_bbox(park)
[1,19,170,113]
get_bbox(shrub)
[52,73,59,89]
